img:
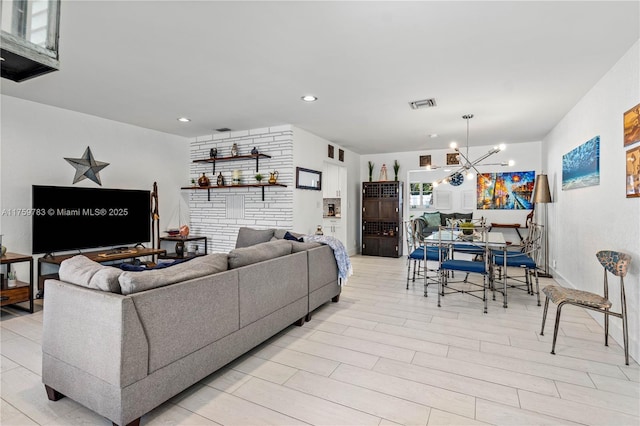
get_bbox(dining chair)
[406,218,444,296]
[540,250,632,365]
[492,223,544,308]
[437,224,492,313]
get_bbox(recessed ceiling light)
[428,133,438,138]
[177,117,191,122]
[301,95,317,102]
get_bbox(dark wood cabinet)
[362,181,403,258]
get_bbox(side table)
[159,235,208,259]
[1,252,34,313]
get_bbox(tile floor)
[1,255,638,425]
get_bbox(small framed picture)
[626,145,640,198]
[419,155,432,167]
[328,144,334,159]
[339,149,344,162]
[624,102,640,147]
[446,153,460,165]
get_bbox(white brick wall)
[188,126,294,253]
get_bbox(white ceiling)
[1,1,638,154]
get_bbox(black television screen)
[32,185,151,254]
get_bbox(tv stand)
[37,247,166,298]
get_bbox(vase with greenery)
[460,220,475,235]
[393,160,400,181]
[255,173,263,183]
[368,161,374,182]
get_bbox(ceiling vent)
[215,128,231,132]
[409,98,437,110]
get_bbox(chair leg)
[533,269,540,306]
[406,259,411,289]
[540,296,549,335]
[604,309,609,347]
[551,303,565,355]
[483,275,488,314]
[623,306,629,366]
[437,270,442,307]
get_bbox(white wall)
[292,127,360,255]
[361,141,542,228]
[0,95,188,277]
[544,40,640,362]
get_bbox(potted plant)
[460,220,475,235]
[368,161,374,182]
[393,160,400,181]
[255,173,263,183]
[7,271,16,288]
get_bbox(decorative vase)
[379,164,388,181]
[268,171,279,184]
[1,245,6,257]
[232,170,241,185]
[175,241,185,258]
[251,147,258,155]
[231,143,239,157]
[210,147,217,158]
[198,173,210,187]
[179,225,189,237]
[7,279,17,288]
[315,225,323,235]
[217,172,225,186]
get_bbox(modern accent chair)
[540,250,632,365]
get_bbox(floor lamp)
[533,174,552,277]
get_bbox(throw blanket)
[303,235,353,285]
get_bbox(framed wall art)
[623,102,640,147]
[476,171,535,210]
[446,153,459,165]
[562,136,600,190]
[419,155,432,167]
[327,144,334,159]
[626,145,640,198]
[339,149,344,162]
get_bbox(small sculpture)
[268,170,279,184]
[251,147,259,155]
[379,164,388,181]
[179,225,190,237]
[210,147,217,158]
[231,143,239,157]
[315,225,323,235]
[198,173,210,187]
[217,172,225,186]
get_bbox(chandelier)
[433,114,513,187]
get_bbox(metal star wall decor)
[64,146,109,185]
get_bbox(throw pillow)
[235,227,275,248]
[446,218,463,228]
[273,229,304,240]
[456,212,473,221]
[59,255,122,293]
[119,257,192,272]
[422,212,441,228]
[284,231,304,242]
[118,253,228,295]
[228,239,293,269]
[440,213,456,226]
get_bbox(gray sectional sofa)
[41,228,341,426]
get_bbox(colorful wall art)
[562,136,600,190]
[476,171,535,210]
[624,102,640,147]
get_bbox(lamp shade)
[533,174,552,203]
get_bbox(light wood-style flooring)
[1,255,638,425]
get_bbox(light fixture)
[434,114,513,186]
[532,174,552,277]
[301,95,317,102]
[177,117,191,122]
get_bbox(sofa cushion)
[456,212,473,221]
[118,253,228,295]
[59,255,122,293]
[228,240,292,269]
[422,211,441,228]
[235,227,275,248]
[290,241,322,253]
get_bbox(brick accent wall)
[188,125,293,253]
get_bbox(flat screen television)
[32,185,151,254]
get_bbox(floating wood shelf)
[193,153,271,174]
[181,183,287,201]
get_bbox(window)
[409,182,433,209]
